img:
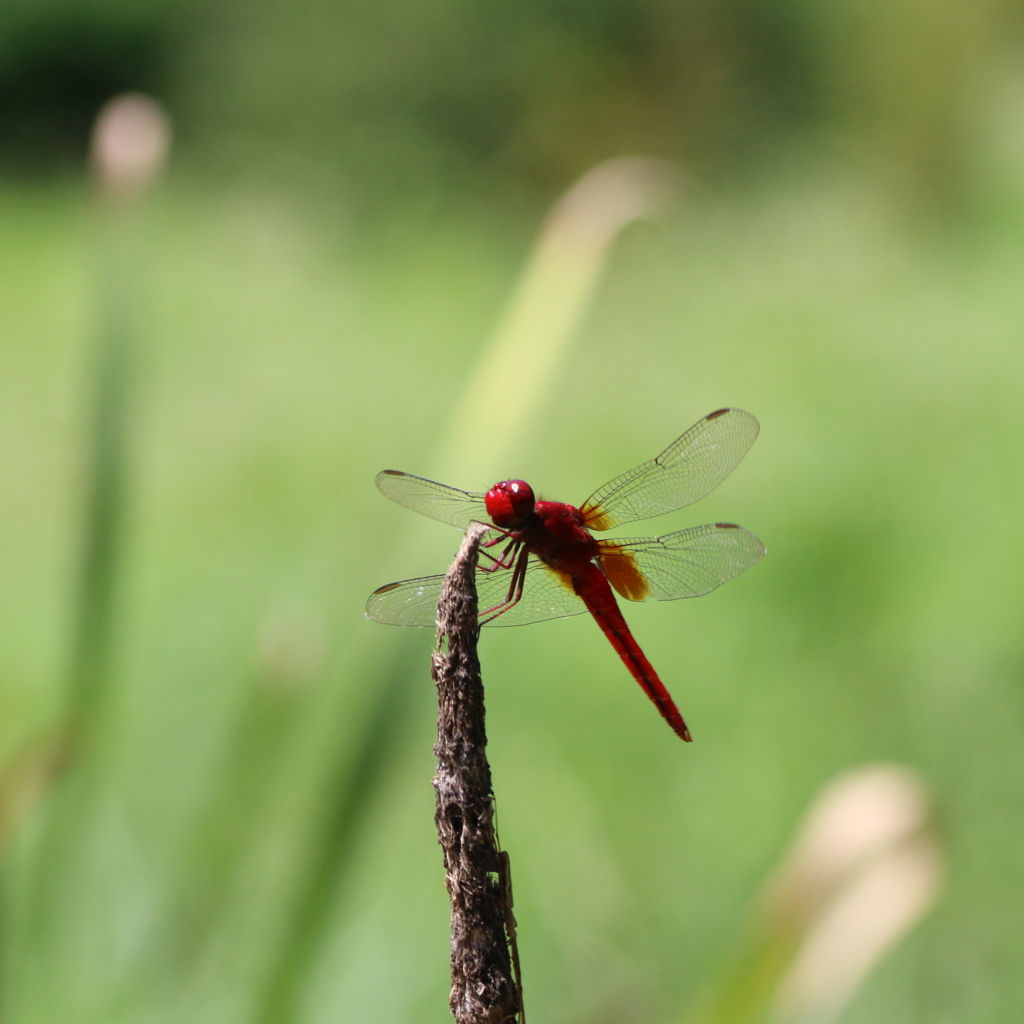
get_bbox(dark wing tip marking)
[716,522,739,529]
[706,407,731,420]
[375,470,401,492]
[373,581,402,594]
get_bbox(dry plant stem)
[433,523,522,1024]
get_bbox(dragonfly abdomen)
[571,563,693,742]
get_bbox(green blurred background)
[2,1,1024,1022]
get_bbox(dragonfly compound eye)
[485,479,535,526]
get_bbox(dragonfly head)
[485,479,535,527]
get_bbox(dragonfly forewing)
[580,408,759,530]
[376,470,490,530]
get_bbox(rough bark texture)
[432,523,522,1024]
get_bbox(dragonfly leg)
[479,547,530,624]
[481,526,513,548]
[479,537,519,572]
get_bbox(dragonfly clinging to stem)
[366,408,765,741]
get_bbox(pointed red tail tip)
[679,724,693,742]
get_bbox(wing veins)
[376,470,489,530]
[599,523,765,601]
[365,555,587,627]
[581,409,759,529]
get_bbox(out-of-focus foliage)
[0,0,1017,200]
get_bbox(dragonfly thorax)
[485,479,535,527]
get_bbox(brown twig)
[432,522,523,1024]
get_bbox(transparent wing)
[366,557,587,628]
[365,574,446,627]
[376,470,490,530]
[487,561,588,626]
[579,409,759,530]
[598,523,765,602]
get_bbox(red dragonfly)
[366,408,764,741]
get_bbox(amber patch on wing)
[547,567,577,593]
[580,502,616,531]
[599,542,650,601]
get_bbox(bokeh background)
[2,1,1024,1022]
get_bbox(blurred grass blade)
[686,765,943,1024]
[70,93,171,744]
[768,766,943,1024]
[435,155,680,485]
[18,93,169,965]
[169,633,323,964]
[254,635,430,1024]
[256,156,680,1024]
